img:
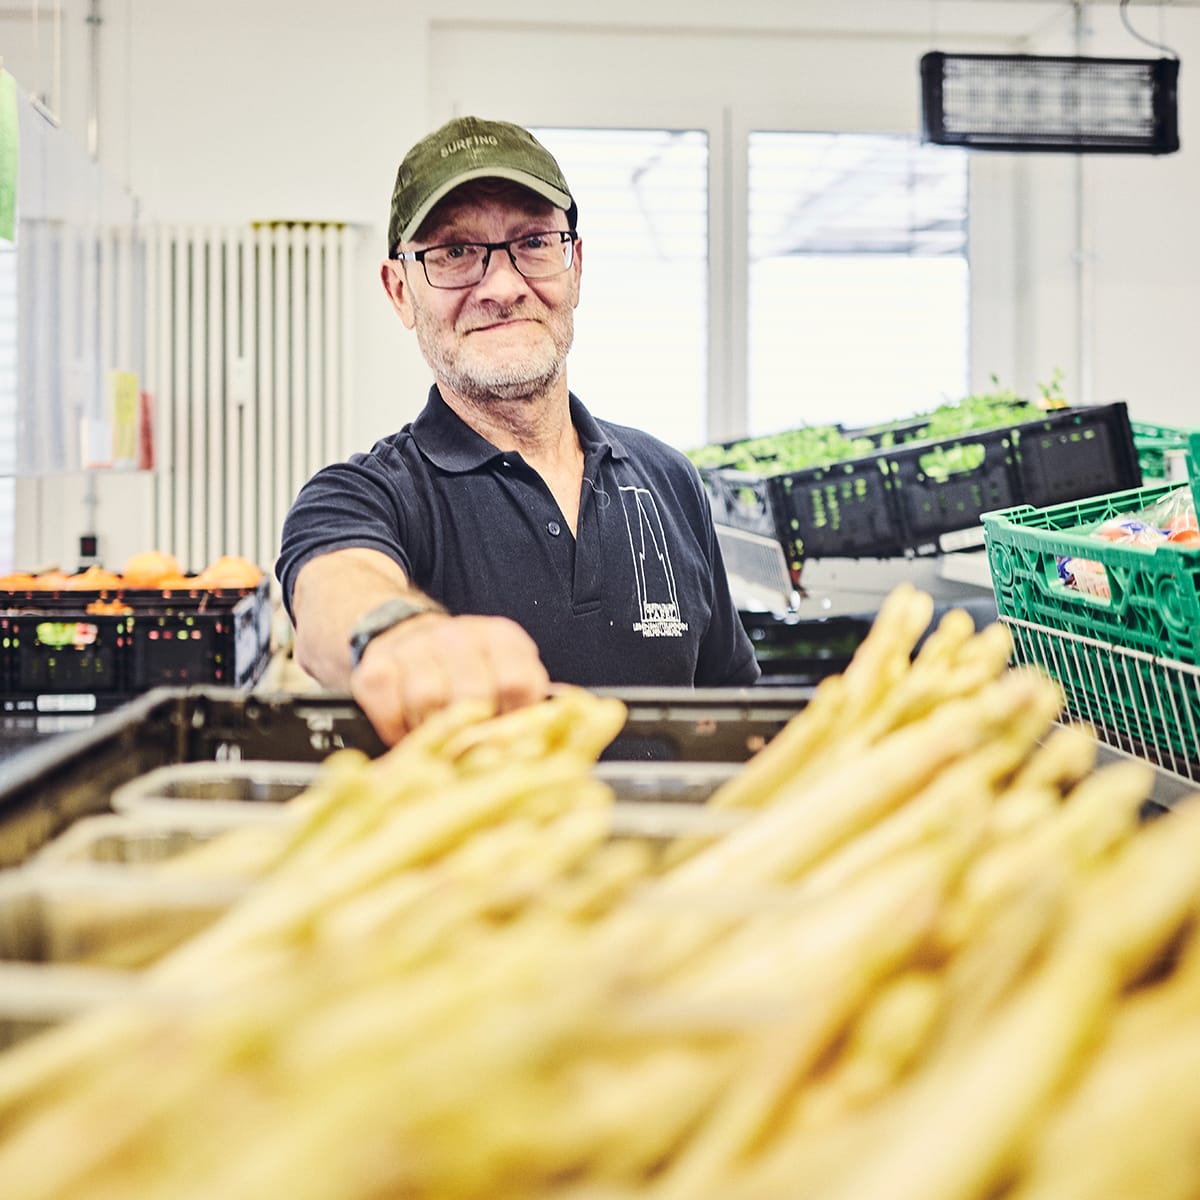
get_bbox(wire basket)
[1002,616,1200,785]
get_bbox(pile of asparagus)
[1,583,1198,1200]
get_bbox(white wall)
[101,0,1200,432]
[108,0,436,451]
[6,0,1200,558]
[1018,7,1200,427]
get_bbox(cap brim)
[399,167,573,243]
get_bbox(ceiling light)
[920,51,1180,155]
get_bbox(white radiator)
[9,215,148,575]
[143,222,353,575]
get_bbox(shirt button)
[547,521,561,537]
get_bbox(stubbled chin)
[457,345,563,400]
[463,326,554,372]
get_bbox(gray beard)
[433,351,565,403]
[413,306,574,404]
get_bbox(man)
[276,116,759,744]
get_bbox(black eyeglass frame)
[390,229,579,289]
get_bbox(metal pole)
[85,0,101,160]
[1073,0,1094,407]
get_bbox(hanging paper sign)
[0,70,18,242]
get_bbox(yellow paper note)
[109,369,140,466]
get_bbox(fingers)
[350,613,552,744]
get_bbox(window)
[747,132,969,433]
[517,127,969,448]
[531,128,709,449]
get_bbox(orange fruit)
[195,555,263,589]
[155,574,198,590]
[86,599,133,615]
[65,566,124,591]
[123,550,184,588]
[0,572,40,590]
[32,570,73,590]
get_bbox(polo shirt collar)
[410,386,629,472]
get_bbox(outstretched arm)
[291,546,551,743]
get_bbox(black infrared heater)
[921,51,1180,154]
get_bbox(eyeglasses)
[392,230,578,289]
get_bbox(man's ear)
[380,260,417,330]
[570,236,583,310]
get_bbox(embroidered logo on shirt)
[618,485,689,639]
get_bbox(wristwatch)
[348,596,447,668]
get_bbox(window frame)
[433,96,1018,449]
[530,123,715,451]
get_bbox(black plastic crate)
[703,470,779,540]
[0,612,134,702]
[767,453,903,561]
[0,686,815,866]
[891,427,1019,552]
[0,582,272,704]
[694,424,899,543]
[1012,406,1142,505]
[712,403,1140,586]
[127,599,265,691]
[0,580,266,618]
[886,405,1140,553]
[740,610,874,685]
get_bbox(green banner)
[0,69,17,242]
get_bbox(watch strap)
[348,596,447,667]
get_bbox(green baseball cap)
[387,116,577,253]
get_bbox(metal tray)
[28,794,746,881]
[111,761,322,820]
[0,865,223,1052]
[0,961,143,1052]
[29,808,294,870]
[32,812,225,867]
[0,866,244,968]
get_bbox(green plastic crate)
[999,618,1200,779]
[1130,420,1193,481]
[982,431,1200,766]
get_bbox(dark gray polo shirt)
[276,387,759,689]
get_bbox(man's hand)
[348,610,551,744]
[290,548,552,744]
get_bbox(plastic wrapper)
[1058,486,1199,598]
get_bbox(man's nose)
[475,246,529,298]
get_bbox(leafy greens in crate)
[689,378,1139,588]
